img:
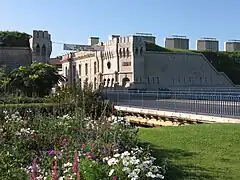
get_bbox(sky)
[1,0,239,57]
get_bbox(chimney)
[109,35,120,40]
[88,37,99,46]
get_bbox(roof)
[48,58,62,65]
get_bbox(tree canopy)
[0,31,30,47]
[1,62,64,97]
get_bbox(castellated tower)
[29,30,52,63]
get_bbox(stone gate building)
[61,34,234,90]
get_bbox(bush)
[0,96,53,104]
[0,31,30,47]
[0,110,166,179]
[0,103,74,118]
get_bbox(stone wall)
[142,51,233,89]
[0,47,32,72]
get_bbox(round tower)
[29,30,52,63]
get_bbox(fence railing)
[104,90,240,118]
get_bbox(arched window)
[79,78,82,87]
[123,48,126,57]
[140,47,143,55]
[85,63,88,75]
[94,77,97,89]
[119,48,122,58]
[126,48,129,57]
[41,44,46,56]
[36,44,40,56]
[97,61,99,72]
[135,48,138,55]
[94,62,97,74]
[78,64,81,76]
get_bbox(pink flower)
[30,158,38,180]
[51,158,58,180]
[112,176,117,180]
[47,150,55,155]
[86,152,94,159]
[72,151,80,180]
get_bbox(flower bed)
[0,110,166,179]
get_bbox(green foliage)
[0,31,30,47]
[139,124,240,180]
[145,42,240,85]
[0,109,140,179]
[0,96,53,104]
[52,80,113,119]
[2,62,64,97]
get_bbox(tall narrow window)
[140,47,143,55]
[41,44,46,56]
[94,62,97,74]
[36,44,40,56]
[119,48,122,58]
[123,48,126,57]
[78,64,81,76]
[135,48,138,55]
[126,48,129,57]
[85,63,88,75]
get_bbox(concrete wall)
[0,47,32,72]
[143,52,233,89]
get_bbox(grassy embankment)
[139,124,240,180]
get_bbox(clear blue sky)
[1,0,239,57]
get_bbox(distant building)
[164,35,189,50]
[224,40,240,52]
[60,33,233,90]
[29,30,52,63]
[0,30,52,72]
[196,37,219,51]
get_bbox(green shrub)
[0,31,30,47]
[0,96,53,104]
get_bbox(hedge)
[0,96,54,104]
[0,101,114,118]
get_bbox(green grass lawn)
[138,124,240,180]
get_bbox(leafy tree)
[5,62,64,97]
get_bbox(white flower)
[130,156,140,165]
[15,132,21,136]
[122,167,131,174]
[113,153,120,158]
[108,169,115,176]
[121,151,130,158]
[107,158,119,166]
[122,158,130,166]
[128,170,139,179]
[63,162,72,168]
[146,171,156,178]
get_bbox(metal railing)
[104,90,240,118]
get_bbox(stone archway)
[122,77,130,87]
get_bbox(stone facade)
[29,30,52,63]
[0,47,32,72]
[0,30,52,72]
[61,34,234,90]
